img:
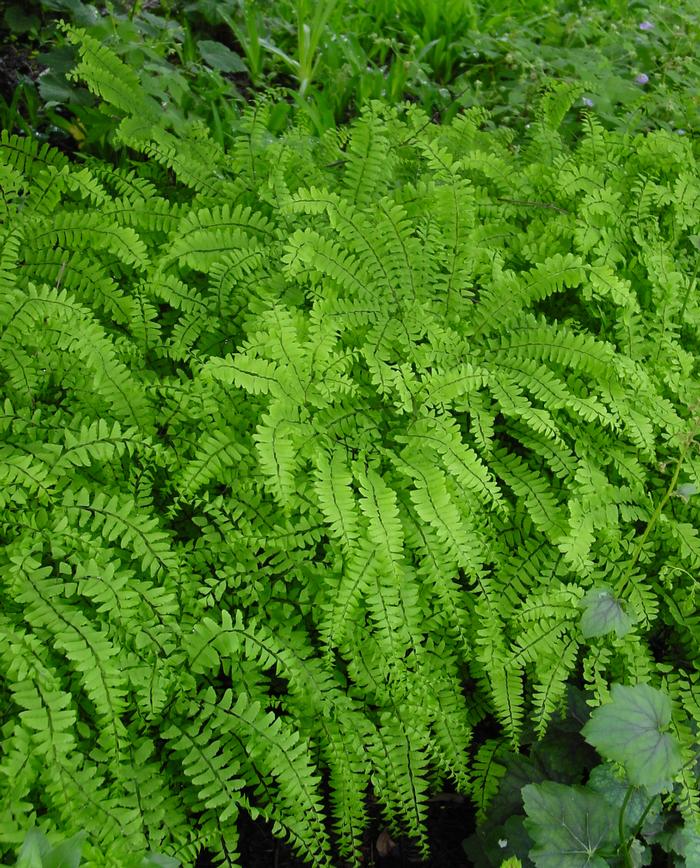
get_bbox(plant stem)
[619,785,634,868]
[629,793,658,843]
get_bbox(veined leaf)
[580,586,634,639]
[581,684,683,792]
[522,781,615,868]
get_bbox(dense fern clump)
[0,28,699,867]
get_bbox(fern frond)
[369,713,430,857]
[342,109,394,206]
[312,448,361,552]
[172,427,245,502]
[254,399,305,508]
[61,487,180,578]
[27,212,149,271]
[201,688,333,867]
[469,738,507,823]
[163,204,273,272]
[397,413,503,510]
[0,129,69,176]
[487,316,617,381]
[64,26,159,121]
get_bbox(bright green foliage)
[0,32,699,866]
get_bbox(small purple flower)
[635,73,649,85]
[639,21,654,31]
[582,97,594,108]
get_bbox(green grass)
[1,0,698,148]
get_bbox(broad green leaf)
[580,586,633,639]
[655,826,700,868]
[42,832,85,868]
[522,781,615,867]
[628,838,650,868]
[659,824,700,865]
[16,830,85,868]
[38,71,85,107]
[3,5,40,34]
[462,814,532,868]
[47,0,100,26]
[197,40,247,73]
[16,829,48,868]
[581,684,682,792]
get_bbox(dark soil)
[196,790,474,868]
[0,39,42,102]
